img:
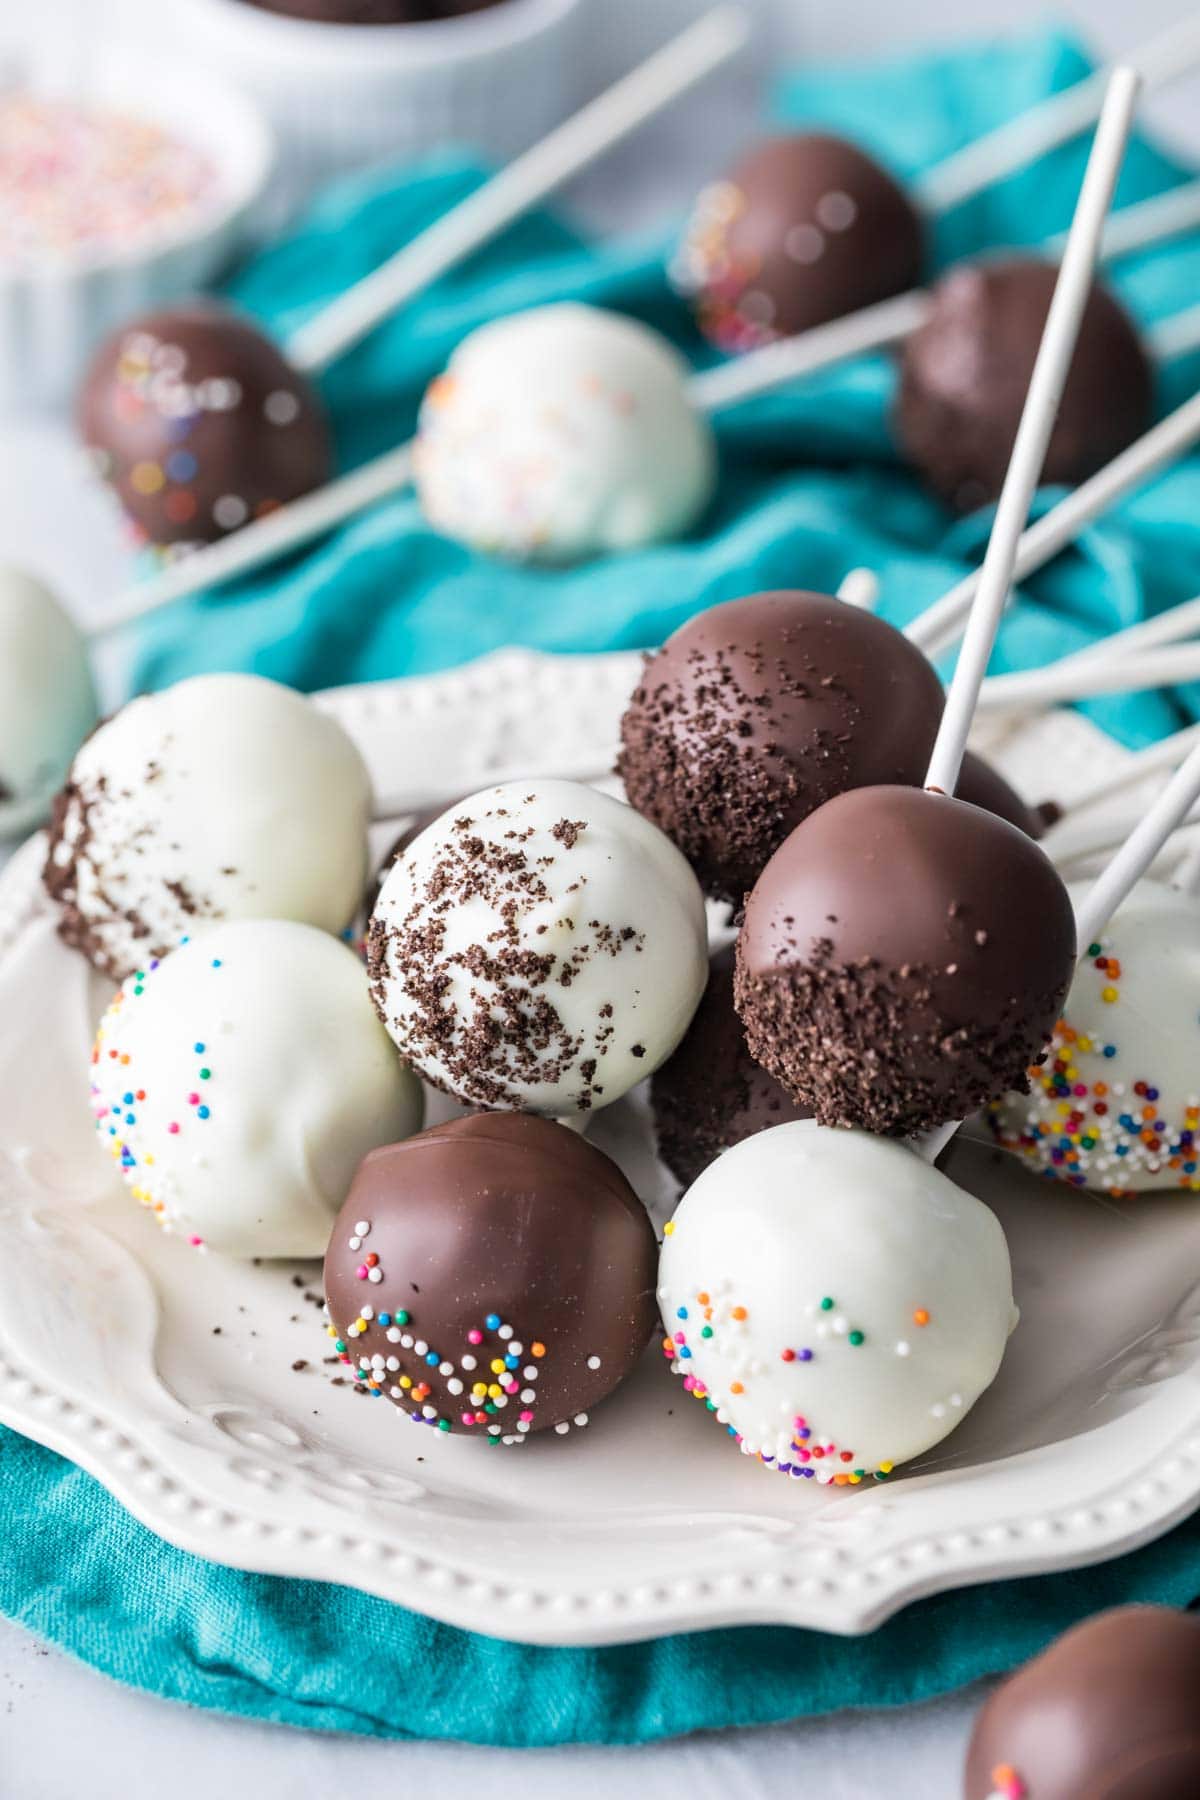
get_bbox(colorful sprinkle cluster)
[0,92,217,270]
[669,177,859,351]
[988,932,1200,1196]
[325,1219,591,1444]
[661,1282,899,1485]
[986,1767,1027,1800]
[90,938,216,1245]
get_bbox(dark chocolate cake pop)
[957,749,1052,839]
[79,300,331,548]
[324,1113,659,1443]
[895,256,1153,513]
[965,1606,1200,1799]
[651,945,809,1190]
[617,591,946,905]
[674,133,925,352]
[238,1,506,20]
[734,783,1076,1137]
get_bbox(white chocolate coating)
[369,779,709,1114]
[989,880,1200,1195]
[45,672,370,980]
[413,303,716,563]
[91,920,423,1258]
[0,566,97,810]
[659,1121,1016,1480]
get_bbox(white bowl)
[171,0,587,221]
[0,48,274,415]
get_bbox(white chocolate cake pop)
[0,567,97,823]
[989,880,1200,1196]
[659,1120,1016,1481]
[91,920,423,1258]
[412,303,716,563]
[367,779,709,1114]
[44,673,371,981]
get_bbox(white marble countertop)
[1,0,1196,1792]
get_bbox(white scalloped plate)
[1,649,1199,1646]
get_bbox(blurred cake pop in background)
[895,257,1155,511]
[674,131,925,351]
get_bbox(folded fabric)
[2,1428,1198,1746]
[6,20,1200,1747]
[123,29,1200,750]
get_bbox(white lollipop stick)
[922,67,1140,799]
[1146,301,1200,364]
[1035,590,1200,679]
[96,443,415,633]
[976,643,1200,713]
[1055,721,1200,819]
[1047,176,1200,262]
[1073,741,1200,952]
[913,15,1200,215]
[1042,799,1200,872]
[906,390,1200,658]
[685,290,930,412]
[285,6,749,374]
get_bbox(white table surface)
[1,0,1197,1793]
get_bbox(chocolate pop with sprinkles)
[617,590,946,906]
[323,1113,659,1443]
[964,1605,1200,1799]
[79,300,331,550]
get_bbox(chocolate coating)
[965,1606,1200,1799]
[895,257,1153,513]
[237,1,505,20]
[651,945,809,1190]
[617,591,946,904]
[734,784,1076,1137]
[324,1113,659,1442]
[79,301,332,548]
[957,749,1049,840]
[675,133,925,352]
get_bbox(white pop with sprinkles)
[990,879,1200,1196]
[90,919,424,1259]
[658,1120,1016,1482]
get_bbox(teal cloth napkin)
[5,22,1200,1746]
[123,27,1200,750]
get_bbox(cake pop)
[895,257,1154,512]
[674,133,925,350]
[76,11,743,551]
[91,920,424,1257]
[324,1112,658,1442]
[44,672,371,981]
[651,945,809,1190]
[964,1606,1200,1799]
[79,301,333,549]
[658,1120,1016,1480]
[367,779,708,1114]
[734,785,1076,1137]
[0,567,97,826]
[412,304,717,562]
[617,590,946,904]
[989,880,1200,1195]
[673,17,1200,355]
